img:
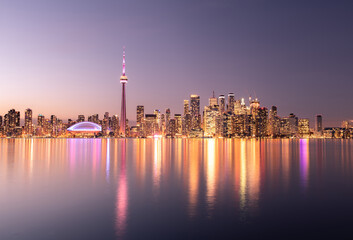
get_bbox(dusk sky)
[1,0,352,126]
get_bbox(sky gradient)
[1,0,353,126]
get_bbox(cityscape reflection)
[1,139,353,239]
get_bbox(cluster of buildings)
[1,50,351,139]
[0,95,352,138]
[131,94,351,139]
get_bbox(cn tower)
[120,48,128,137]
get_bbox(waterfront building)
[168,119,176,137]
[269,106,280,137]
[111,115,120,137]
[315,115,323,136]
[24,108,33,135]
[51,115,58,137]
[145,114,158,137]
[160,113,166,135]
[182,113,192,136]
[204,105,218,137]
[174,114,182,135]
[298,118,310,138]
[166,108,171,133]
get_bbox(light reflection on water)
[1,138,353,239]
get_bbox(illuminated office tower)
[102,112,110,136]
[24,108,33,135]
[5,109,20,136]
[204,105,218,137]
[145,114,157,137]
[250,98,260,117]
[315,115,323,136]
[168,119,176,138]
[77,115,85,122]
[280,113,298,137]
[166,108,171,133]
[234,99,241,114]
[298,118,310,138]
[120,48,128,137]
[183,100,189,115]
[51,115,58,137]
[160,114,165,135]
[136,106,144,127]
[256,107,268,137]
[37,115,44,129]
[174,114,182,135]
[209,91,218,107]
[190,94,201,129]
[241,98,248,114]
[227,93,235,113]
[57,119,64,135]
[111,115,120,137]
[154,109,161,132]
[269,106,280,137]
[125,119,130,137]
[218,95,225,114]
[234,114,251,137]
[182,114,192,136]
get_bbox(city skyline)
[1,0,353,126]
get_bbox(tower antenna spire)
[122,46,126,76]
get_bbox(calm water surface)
[1,139,353,239]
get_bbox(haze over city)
[1,0,353,126]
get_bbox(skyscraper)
[120,48,128,137]
[24,108,33,135]
[190,94,201,129]
[227,93,235,113]
[219,95,225,114]
[166,108,171,132]
[209,91,218,107]
[183,100,189,115]
[315,115,323,135]
[137,106,144,127]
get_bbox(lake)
[1,138,353,239]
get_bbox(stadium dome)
[67,122,102,133]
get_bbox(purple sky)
[1,0,352,126]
